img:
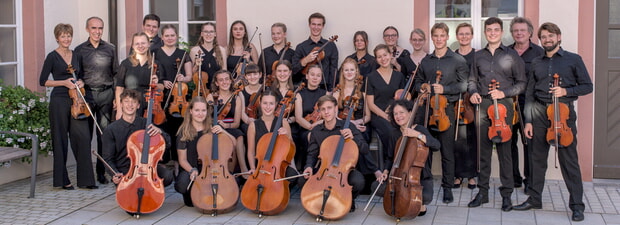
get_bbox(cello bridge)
[326,174,338,179]
[259,170,271,175]
[389,176,402,180]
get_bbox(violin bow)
[231,26,259,79]
[258,33,267,92]
[163,52,187,110]
[67,65,103,134]
[454,93,462,141]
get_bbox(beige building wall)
[43,0,109,53]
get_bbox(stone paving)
[1,165,620,225]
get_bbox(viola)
[66,65,91,120]
[338,75,364,120]
[191,94,238,215]
[275,83,305,117]
[169,58,189,118]
[428,70,450,132]
[301,35,338,75]
[240,95,296,216]
[455,92,475,125]
[300,93,359,221]
[383,92,429,221]
[192,50,210,97]
[143,63,166,125]
[546,73,573,147]
[116,59,166,217]
[487,79,511,143]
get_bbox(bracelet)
[190,167,198,173]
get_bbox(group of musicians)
[39,12,592,222]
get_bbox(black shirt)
[258,45,295,76]
[116,59,162,93]
[414,48,469,102]
[102,117,170,174]
[176,130,206,168]
[149,35,164,53]
[39,51,80,98]
[455,48,475,69]
[523,48,593,123]
[154,48,190,82]
[305,119,369,169]
[366,70,406,111]
[508,41,545,77]
[347,52,378,77]
[75,39,118,88]
[299,87,327,118]
[198,45,221,86]
[383,126,440,171]
[292,37,339,90]
[396,50,420,80]
[468,44,527,97]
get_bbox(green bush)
[0,80,51,158]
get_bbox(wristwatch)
[417,133,424,140]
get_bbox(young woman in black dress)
[366,44,405,158]
[240,63,262,129]
[347,31,377,77]
[294,64,326,170]
[190,22,227,88]
[226,20,259,72]
[206,70,248,176]
[174,96,236,206]
[39,23,97,190]
[398,29,428,79]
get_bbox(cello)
[301,36,338,75]
[428,70,450,132]
[240,91,297,217]
[383,92,429,221]
[300,95,359,221]
[116,61,166,217]
[547,73,573,147]
[66,65,91,120]
[487,79,511,143]
[168,57,190,118]
[191,94,238,215]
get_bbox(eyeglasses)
[383,34,398,38]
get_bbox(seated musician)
[301,95,369,212]
[174,96,236,207]
[102,89,174,187]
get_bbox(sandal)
[453,177,462,188]
[467,178,477,189]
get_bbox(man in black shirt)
[467,17,526,212]
[143,14,163,52]
[292,12,339,91]
[414,22,468,204]
[513,22,592,222]
[258,23,295,79]
[508,17,545,191]
[103,89,173,186]
[302,95,368,213]
[75,16,118,184]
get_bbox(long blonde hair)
[128,32,153,67]
[336,58,363,109]
[197,22,224,68]
[177,96,212,142]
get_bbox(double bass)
[487,79,511,143]
[383,92,429,221]
[116,62,166,217]
[300,95,359,221]
[66,65,91,120]
[428,70,450,132]
[240,90,297,217]
[191,94,238,215]
[547,73,573,147]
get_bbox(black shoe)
[418,210,427,216]
[98,174,109,184]
[523,182,530,195]
[514,180,522,188]
[443,188,454,203]
[468,183,477,189]
[501,197,513,212]
[572,210,584,221]
[62,185,75,190]
[78,185,99,189]
[453,178,462,188]
[467,193,488,207]
[513,201,542,211]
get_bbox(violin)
[393,65,418,101]
[116,60,166,217]
[217,84,244,122]
[338,75,364,120]
[487,79,511,143]
[383,92,429,221]
[270,42,291,73]
[546,73,573,147]
[301,35,339,75]
[240,94,296,217]
[304,104,321,125]
[66,65,91,120]
[245,87,262,120]
[300,93,359,221]
[193,50,210,97]
[275,83,305,117]
[454,92,474,125]
[169,58,189,118]
[191,94,238,215]
[428,70,450,132]
[143,63,166,125]
[357,58,366,65]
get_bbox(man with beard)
[513,22,592,222]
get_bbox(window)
[432,0,522,50]
[0,0,22,86]
[147,0,216,47]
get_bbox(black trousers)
[477,98,514,198]
[86,87,114,178]
[370,114,394,156]
[455,122,478,179]
[510,120,529,185]
[428,102,456,189]
[525,101,584,211]
[49,96,95,187]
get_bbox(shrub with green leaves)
[0,80,51,157]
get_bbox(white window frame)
[429,0,523,50]
[143,0,215,46]
[0,0,23,86]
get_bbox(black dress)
[115,58,162,116]
[366,69,405,157]
[218,94,244,138]
[174,130,206,195]
[198,45,221,87]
